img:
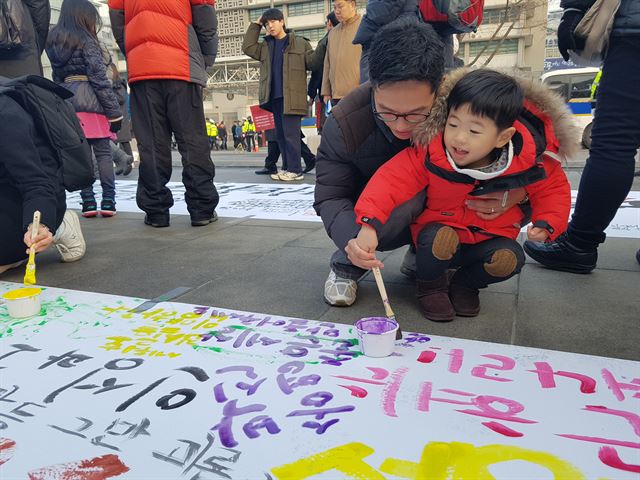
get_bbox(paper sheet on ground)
[66,182,640,238]
[1,281,638,479]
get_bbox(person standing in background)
[321,0,361,107]
[218,121,227,150]
[0,0,50,77]
[524,0,640,270]
[353,0,418,83]
[46,0,123,218]
[109,0,219,228]
[308,12,339,133]
[242,116,256,152]
[242,8,319,181]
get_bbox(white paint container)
[355,317,399,358]
[1,288,42,319]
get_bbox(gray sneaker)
[324,270,357,306]
[54,210,86,263]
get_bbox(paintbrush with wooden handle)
[23,211,40,286]
[371,266,402,340]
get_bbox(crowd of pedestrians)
[0,0,638,322]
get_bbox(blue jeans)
[567,35,640,248]
[81,137,115,202]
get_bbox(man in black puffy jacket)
[0,0,50,78]
[524,0,640,270]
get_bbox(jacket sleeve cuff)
[357,215,384,233]
[22,201,58,237]
[532,220,555,235]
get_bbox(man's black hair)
[368,17,444,92]
[448,69,524,130]
[327,11,339,27]
[261,8,284,25]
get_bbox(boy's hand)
[346,225,383,270]
[527,226,550,242]
[24,224,53,254]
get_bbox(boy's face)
[444,104,515,168]
[265,19,285,38]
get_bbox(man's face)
[333,0,356,23]
[373,80,436,141]
[265,19,285,38]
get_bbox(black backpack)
[0,75,94,191]
[0,0,24,50]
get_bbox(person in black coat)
[0,88,86,274]
[308,12,339,134]
[0,0,50,78]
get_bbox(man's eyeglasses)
[372,98,431,124]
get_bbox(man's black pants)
[130,80,218,222]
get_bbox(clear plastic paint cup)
[1,287,42,319]
[355,317,399,358]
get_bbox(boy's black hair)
[327,11,339,27]
[448,69,524,131]
[261,8,284,25]
[368,17,444,92]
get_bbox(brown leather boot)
[449,272,480,317]
[417,275,455,322]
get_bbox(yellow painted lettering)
[271,442,385,480]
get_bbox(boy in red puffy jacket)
[354,69,575,322]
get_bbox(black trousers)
[271,97,302,174]
[567,36,640,248]
[130,80,218,221]
[416,223,525,288]
[245,134,255,152]
[263,133,315,172]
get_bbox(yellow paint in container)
[2,287,42,318]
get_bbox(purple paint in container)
[355,316,399,357]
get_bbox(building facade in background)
[457,0,548,78]
[42,0,551,121]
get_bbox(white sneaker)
[277,171,304,181]
[324,270,357,306]
[270,171,281,180]
[54,210,86,263]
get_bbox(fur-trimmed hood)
[413,68,581,160]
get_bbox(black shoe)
[191,211,218,227]
[100,198,117,217]
[255,168,277,175]
[303,158,316,174]
[81,200,98,218]
[523,233,597,274]
[636,249,640,265]
[144,214,170,228]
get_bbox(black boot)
[523,233,597,274]
[417,274,455,322]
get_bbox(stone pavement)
[2,150,639,362]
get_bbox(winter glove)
[109,119,122,133]
[557,8,587,61]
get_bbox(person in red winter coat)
[355,69,576,322]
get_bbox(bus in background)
[540,67,600,149]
